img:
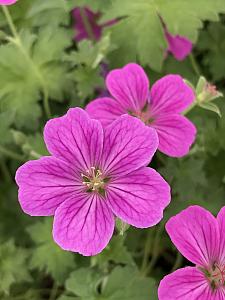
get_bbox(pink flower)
[73,7,116,42]
[86,63,197,157]
[158,206,225,299]
[15,108,170,256]
[0,0,17,4]
[165,30,193,61]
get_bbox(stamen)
[81,167,105,193]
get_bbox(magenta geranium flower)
[165,29,193,61]
[15,108,170,256]
[0,0,17,5]
[158,206,225,299]
[73,7,116,42]
[86,63,197,157]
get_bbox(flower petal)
[15,157,82,216]
[86,97,125,127]
[73,8,102,42]
[106,63,149,111]
[150,75,195,115]
[166,206,220,267]
[106,167,170,228]
[101,114,158,177]
[217,206,225,265]
[44,108,103,171]
[165,31,193,61]
[158,267,212,300]
[0,0,17,4]
[151,114,196,157]
[53,193,114,256]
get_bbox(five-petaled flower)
[86,63,197,157]
[0,0,17,5]
[158,205,225,299]
[16,108,170,256]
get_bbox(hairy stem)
[141,228,154,274]
[142,222,164,276]
[1,6,51,119]
[189,53,201,77]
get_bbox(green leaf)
[73,66,104,99]
[25,0,74,27]
[65,268,102,298]
[102,266,157,300]
[0,26,72,128]
[27,218,75,284]
[101,0,225,70]
[199,102,221,117]
[198,22,225,80]
[0,111,15,146]
[92,235,134,267]
[0,240,31,294]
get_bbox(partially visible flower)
[16,108,170,256]
[0,0,17,5]
[86,63,196,157]
[165,29,193,61]
[73,7,116,42]
[158,206,225,299]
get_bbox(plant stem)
[0,145,24,161]
[141,228,154,274]
[142,222,164,276]
[79,7,96,41]
[1,5,19,39]
[1,6,51,119]
[171,252,183,272]
[189,53,201,77]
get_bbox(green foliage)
[0,1,225,300]
[27,219,76,283]
[60,266,157,300]
[0,25,73,128]
[99,0,225,70]
[91,235,134,267]
[0,240,31,294]
[198,22,225,81]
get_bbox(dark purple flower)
[73,7,116,42]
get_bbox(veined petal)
[158,267,213,300]
[151,114,196,157]
[44,108,103,172]
[166,206,220,267]
[15,157,82,216]
[150,75,195,115]
[217,206,225,265]
[106,167,170,228]
[101,114,158,177]
[86,97,125,127]
[53,193,114,256]
[106,63,149,111]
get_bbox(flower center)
[207,264,225,290]
[81,167,105,194]
[128,104,154,125]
